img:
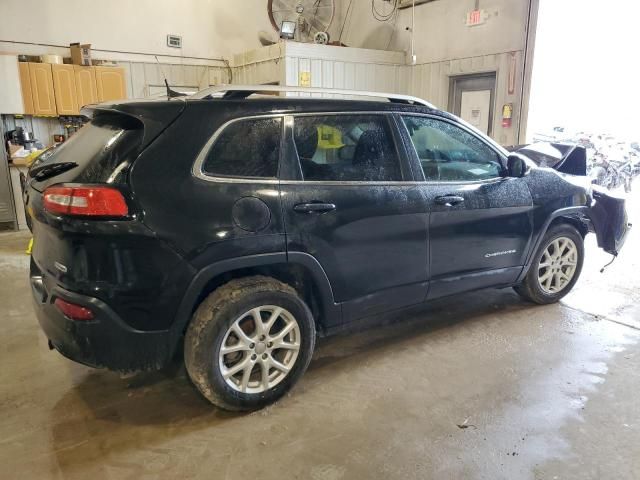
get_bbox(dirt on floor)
[0,193,639,480]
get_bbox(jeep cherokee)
[25,85,629,411]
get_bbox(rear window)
[202,117,282,178]
[29,113,142,187]
[293,114,402,182]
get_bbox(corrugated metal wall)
[231,44,284,85]
[283,43,410,94]
[229,44,524,145]
[5,47,523,147]
[230,43,412,98]
[410,51,523,146]
[284,58,412,94]
[119,62,229,99]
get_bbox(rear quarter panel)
[129,102,287,265]
[28,189,195,331]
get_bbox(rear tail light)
[54,298,95,321]
[43,185,128,217]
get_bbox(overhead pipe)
[410,0,417,65]
[406,0,418,65]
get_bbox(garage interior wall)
[225,0,535,146]
[1,0,337,92]
[0,0,278,144]
[339,0,534,146]
[0,0,534,145]
[0,0,284,61]
[0,0,285,94]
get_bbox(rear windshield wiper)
[30,162,78,181]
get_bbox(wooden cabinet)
[73,65,98,110]
[52,64,79,115]
[18,62,35,114]
[28,63,57,116]
[16,63,127,116]
[95,66,127,102]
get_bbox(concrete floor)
[1,193,639,480]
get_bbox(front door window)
[401,116,504,182]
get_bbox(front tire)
[184,276,316,411]
[514,224,584,304]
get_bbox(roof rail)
[190,84,435,108]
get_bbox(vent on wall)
[167,35,182,48]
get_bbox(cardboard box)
[70,43,91,66]
[11,154,31,167]
[8,142,22,158]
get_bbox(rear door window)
[202,117,282,178]
[402,116,504,181]
[293,114,402,182]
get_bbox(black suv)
[26,86,629,411]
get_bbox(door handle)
[435,195,465,206]
[293,202,336,214]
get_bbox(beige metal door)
[460,90,492,135]
[449,73,497,137]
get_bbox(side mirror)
[507,153,530,178]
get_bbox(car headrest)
[295,125,319,159]
[353,130,384,167]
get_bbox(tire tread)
[184,275,314,411]
[515,224,584,305]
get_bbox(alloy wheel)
[537,236,579,294]
[218,306,301,394]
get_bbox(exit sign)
[466,9,486,26]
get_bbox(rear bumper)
[30,259,173,372]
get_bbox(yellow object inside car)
[316,125,344,150]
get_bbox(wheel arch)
[518,206,592,283]
[547,214,590,238]
[169,252,339,350]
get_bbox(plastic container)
[40,54,63,64]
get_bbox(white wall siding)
[129,63,148,99]
[4,44,524,147]
[409,51,524,146]
[230,43,410,97]
[118,61,226,98]
[283,45,410,99]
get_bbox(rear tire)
[514,224,584,304]
[184,276,316,411]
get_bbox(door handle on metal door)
[434,195,465,206]
[293,202,336,214]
